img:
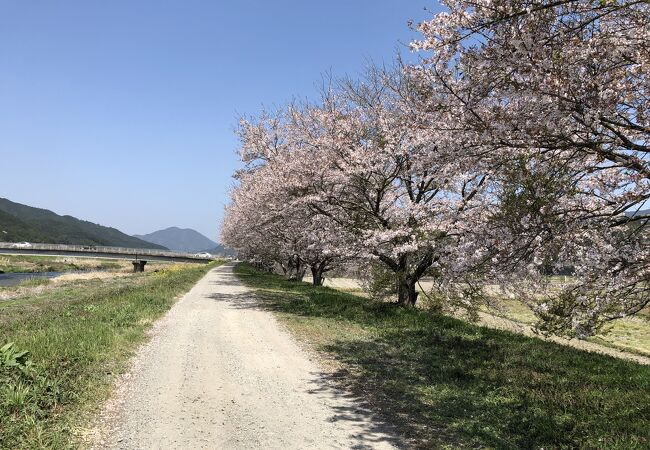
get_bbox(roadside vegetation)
[236,263,650,449]
[0,255,122,274]
[476,295,650,358]
[0,261,220,449]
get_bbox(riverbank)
[306,275,650,359]
[0,261,221,448]
[0,254,122,274]
[0,256,186,293]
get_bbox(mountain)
[0,197,167,249]
[134,227,221,253]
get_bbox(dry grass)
[0,260,205,303]
[52,271,131,283]
[0,255,123,273]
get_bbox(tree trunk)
[287,255,306,282]
[394,254,418,306]
[397,277,418,306]
[285,257,294,280]
[375,251,432,307]
[294,265,307,282]
[311,264,325,286]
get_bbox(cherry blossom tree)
[411,0,650,335]
[222,179,340,284]
[304,77,493,306]
[222,0,649,337]
[229,69,495,307]
[221,111,345,285]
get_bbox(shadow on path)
[205,273,405,449]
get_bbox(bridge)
[0,242,215,270]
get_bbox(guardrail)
[0,242,214,263]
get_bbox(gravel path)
[93,263,401,449]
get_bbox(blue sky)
[0,1,433,241]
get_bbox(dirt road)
[93,264,400,449]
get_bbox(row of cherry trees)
[223,0,649,338]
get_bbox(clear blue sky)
[0,1,432,241]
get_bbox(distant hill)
[201,244,236,257]
[0,197,167,249]
[134,227,222,253]
[625,208,650,217]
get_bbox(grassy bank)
[484,297,650,358]
[0,255,122,274]
[0,261,220,449]
[235,263,650,449]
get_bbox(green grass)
[0,261,221,449]
[0,255,122,274]
[481,297,650,357]
[235,263,650,450]
[15,277,52,288]
[593,318,650,357]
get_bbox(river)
[0,271,62,287]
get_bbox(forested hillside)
[0,198,167,249]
